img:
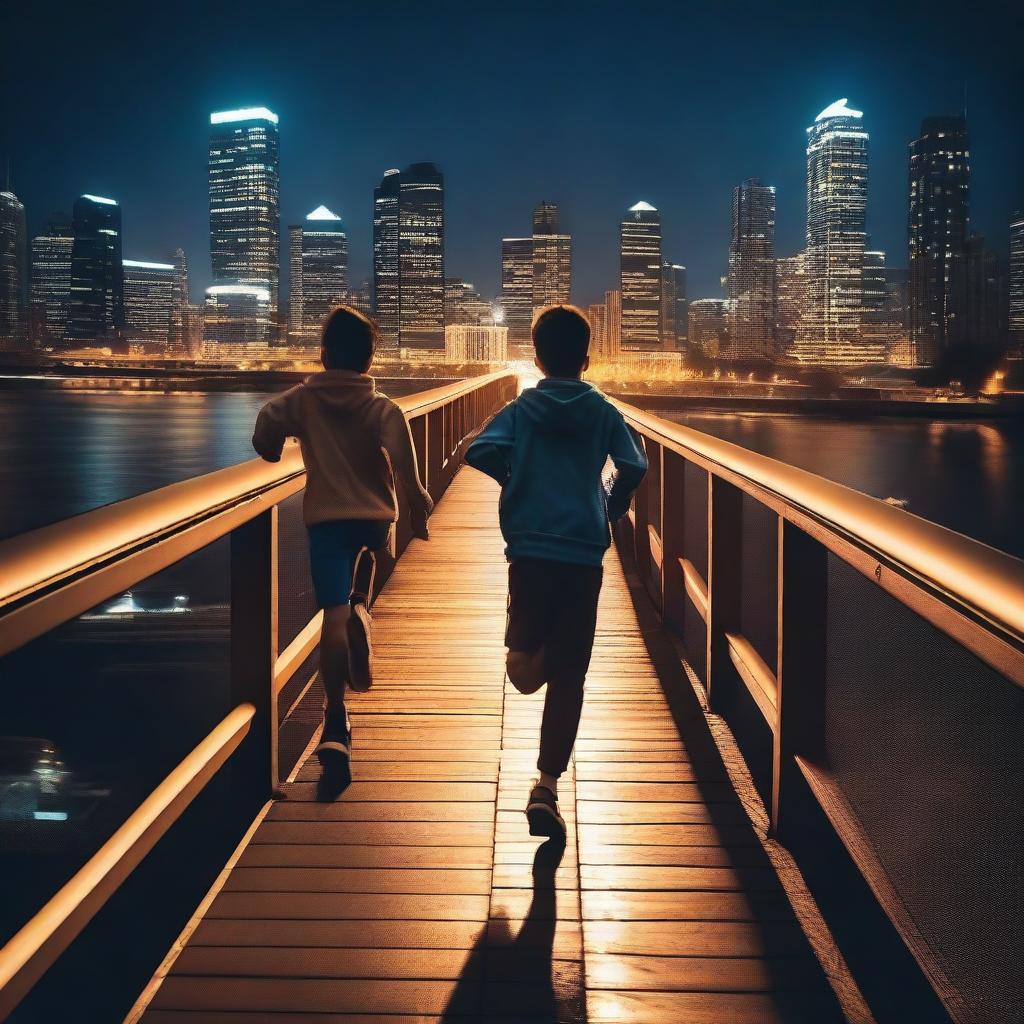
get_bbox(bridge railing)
[0,370,517,1019]
[615,399,1024,1024]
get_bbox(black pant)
[505,557,603,776]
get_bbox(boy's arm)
[381,403,434,540]
[465,403,515,484]
[605,412,648,521]
[252,389,299,463]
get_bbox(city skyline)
[2,2,1020,307]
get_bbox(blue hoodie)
[466,378,648,566]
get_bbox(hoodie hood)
[517,379,607,435]
[302,369,379,413]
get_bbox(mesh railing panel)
[740,494,778,675]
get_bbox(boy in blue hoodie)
[466,305,647,839]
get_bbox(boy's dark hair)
[322,305,377,371]
[532,304,591,377]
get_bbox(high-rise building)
[688,299,728,356]
[1010,211,1024,358]
[30,215,74,347]
[67,194,124,344]
[952,234,1006,351]
[775,252,808,352]
[793,99,883,365]
[398,162,445,350]
[908,116,970,365]
[209,107,281,315]
[123,259,176,348]
[587,303,608,359]
[372,169,401,347]
[863,249,887,320]
[604,289,622,357]
[660,263,687,351]
[445,278,490,325]
[620,201,662,350]
[444,323,508,362]
[166,248,191,354]
[727,178,776,360]
[500,237,533,353]
[0,189,28,351]
[204,285,272,349]
[289,206,348,345]
[532,201,571,313]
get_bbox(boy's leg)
[505,560,551,695]
[319,605,353,712]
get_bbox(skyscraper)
[123,259,175,347]
[67,194,124,344]
[209,107,281,315]
[500,237,533,353]
[620,201,662,350]
[204,285,272,349]
[793,99,882,365]
[587,302,608,358]
[0,189,28,351]
[660,262,687,351]
[775,252,808,352]
[289,206,348,344]
[167,248,191,354]
[398,163,445,349]
[908,116,970,365]
[445,278,490,325]
[688,299,728,356]
[1010,211,1024,358]
[727,178,776,360]
[372,169,401,346]
[952,234,1006,351]
[532,201,571,313]
[30,215,74,347]
[604,288,622,357]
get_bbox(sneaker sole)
[527,801,566,839]
[347,605,373,693]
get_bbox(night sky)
[3,1,1021,306]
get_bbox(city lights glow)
[206,285,271,300]
[306,205,342,221]
[210,107,279,125]
[81,194,118,205]
[815,98,864,121]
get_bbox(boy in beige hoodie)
[253,306,432,796]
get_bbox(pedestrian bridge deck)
[134,468,847,1023]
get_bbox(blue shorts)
[307,520,392,609]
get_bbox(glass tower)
[31,216,74,347]
[67,194,124,344]
[1011,211,1024,358]
[727,178,777,361]
[123,259,176,347]
[0,189,28,351]
[372,169,401,347]
[908,116,970,365]
[793,99,883,365]
[398,163,445,350]
[209,107,280,316]
[620,201,662,350]
[291,206,348,344]
[500,237,533,353]
[532,201,571,313]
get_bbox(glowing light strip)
[206,285,271,300]
[306,205,341,221]
[82,194,118,205]
[123,259,175,271]
[210,107,278,125]
[815,98,863,121]
[629,201,657,212]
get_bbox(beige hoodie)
[252,370,433,530]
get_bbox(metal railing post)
[706,474,743,711]
[661,448,687,637]
[771,518,828,839]
[230,505,279,797]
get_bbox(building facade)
[444,323,508,362]
[372,169,401,346]
[620,201,662,350]
[123,259,176,348]
[30,216,74,348]
[688,298,728,356]
[604,289,622,358]
[908,116,970,365]
[0,190,28,351]
[793,99,883,365]
[532,201,571,313]
[398,163,445,350]
[952,234,1006,351]
[209,107,281,316]
[289,206,348,345]
[775,252,808,353]
[445,278,491,326]
[727,178,776,360]
[660,263,687,351]
[500,237,533,353]
[587,303,608,359]
[67,194,124,344]
[1011,211,1024,358]
[204,284,272,350]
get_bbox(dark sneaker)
[347,603,374,692]
[349,547,376,607]
[526,783,566,840]
[316,710,352,799]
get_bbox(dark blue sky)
[3,1,1021,306]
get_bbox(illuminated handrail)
[0,704,254,1020]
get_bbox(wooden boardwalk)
[137,469,846,1023]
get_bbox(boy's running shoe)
[347,603,374,692]
[349,547,376,607]
[526,783,566,840]
[316,710,352,799]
